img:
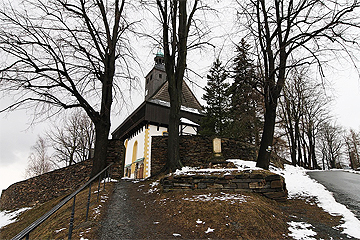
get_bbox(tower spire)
[154,46,164,66]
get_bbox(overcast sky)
[1,1,360,192]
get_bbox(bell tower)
[145,50,166,101]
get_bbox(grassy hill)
[1,178,347,240]
[0,181,114,239]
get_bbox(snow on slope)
[229,159,360,239]
[0,207,31,229]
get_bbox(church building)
[111,52,204,179]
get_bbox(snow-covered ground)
[231,159,360,239]
[0,207,31,229]
[170,159,360,239]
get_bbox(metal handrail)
[11,162,114,240]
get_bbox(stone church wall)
[0,140,124,211]
[151,135,257,176]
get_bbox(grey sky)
[1,0,360,192]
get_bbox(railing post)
[68,196,76,240]
[11,163,113,240]
[97,175,101,202]
[103,171,107,190]
[109,165,113,180]
[85,182,92,222]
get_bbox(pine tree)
[228,39,263,145]
[200,58,230,136]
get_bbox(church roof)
[148,81,202,110]
[112,52,204,141]
[111,100,204,141]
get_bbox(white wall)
[123,123,198,179]
[124,127,146,178]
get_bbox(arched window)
[131,141,138,176]
[124,139,128,149]
[132,141,138,163]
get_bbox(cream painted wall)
[124,126,146,179]
[123,123,198,179]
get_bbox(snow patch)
[196,219,205,224]
[288,221,317,240]
[270,163,360,239]
[55,227,67,233]
[100,178,118,183]
[227,159,262,170]
[183,192,248,203]
[205,227,215,233]
[0,207,32,228]
[180,117,200,126]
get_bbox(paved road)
[307,171,360,220]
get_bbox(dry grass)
[0,181,114,240]
[120,179,345,239]
[1,178,346,239]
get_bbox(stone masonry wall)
[151,135,257,176]
[107,139,125,179]
[0,160,92,211]
[161,169,287,202]
[0,140,124,211]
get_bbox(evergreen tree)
[228,39,263,145]
[200,58,230,136]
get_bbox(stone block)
[232,179,252,183]
[271,180,283,189]
[216,180,230,184]
[173,183,194,188]
[223,183,237,189]
[200,179,215,183]
[197,183,207,189]
[236,182,249,189]
[213,184,224,189]
[249,178,266,183]
[265,174,281,181]
[235,174,250,179]
[249,181,266,189]
[249,174,265,179]
[224,175,235,180]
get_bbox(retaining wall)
[0,140,124,211]
[161,169,287,202]
[151,135,257,176]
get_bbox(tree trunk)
[166,79,183,172]
[90,56,114,177]
[256,101,277,170]
[91,120,110,177]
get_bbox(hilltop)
[1,160,360,239]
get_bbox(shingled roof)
[149,80,203,110]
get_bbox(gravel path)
[98,180,169,240]
[98,181,137,239]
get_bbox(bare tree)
[279,66,332,169]
[46,110,95,167]
[25,136,54,178]
[0,0,135,176]
[156,0,200,172]
[318,122,344,169]
[237,0,360,169]
[344,129,360,170]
